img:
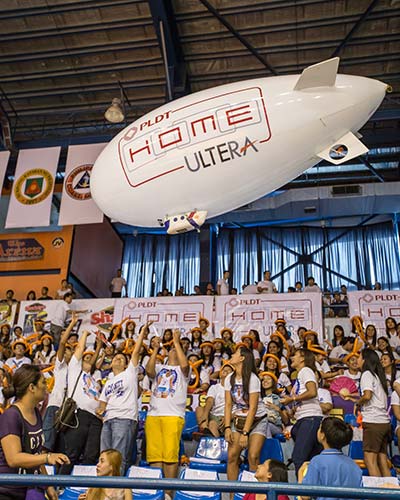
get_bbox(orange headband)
[259,371,278,384]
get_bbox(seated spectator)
[374,282,382,290]
[221,328,235,355]
[257,270,277,294]
[300,417,362,499]
[262,353,292,395]
[259,371,289,436]
[243,459,289,500]
[196,362,234,437]
[1,290,18,305]
[295,281,303,292]
[26,290,36,301]
[303,276,321,293]
[230,287,238,295]
[385,316,399,349]
[5,340,32,372]
[32,334,56,366]
[329,337,355,365]
[381,352,396,394]
[330,292,348,317]
[78,449,132,500]
[211,338,230,373]
[55,279,69,299]
[364,324,377,349]
[198,316,212,341]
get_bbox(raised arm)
[57,312,78,362]
[173,329,189,377]
[146,336,161,379]
[74,330,90,361]
[132,321,153,367]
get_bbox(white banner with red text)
[113,296,214,338]
[58,143,106,226]
[348,290,400,336]
[5,147,60,228]
[214,293,323,344]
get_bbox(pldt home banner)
[6,147,60,228]
[113,296,214,337]
[214,293,323,344]
[58,143,106,226]
[348,290,400,336]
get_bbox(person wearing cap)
[241,335,261,367]
[190,328,203,355]
[221,328,235,355]
[261,353,292,395]
[257,270,277,294]
[33,334,56,366]
[260,371,289,437]
[309,343,344,381]
[280,348,323,477]
[199,316,213,341]
[196,362,234,437]
[5,340,32,372]
[265,339,289,374]
[145,330,190,499]
[211,338,230,374]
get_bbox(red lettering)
[139,120,150,131]
[232,311,245,320]
[165,313,179,322]
[226,104,253,126]
[146,313,160,322]
[251,311,265,321]
[389,308,400,317]
[159,127,182,149]
[191,115,216,137]
[366,307,384,317]
[129,141,151,163]
[290,310,306,320]
[183,313,197,322]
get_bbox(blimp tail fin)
[294,57,340,91]
[316,131,369,165]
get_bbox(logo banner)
[5,147,60,228]
[0,151,10,198]
[113,296,214,337]
[58,143,106,226]
[214,293,323,344]
[348,290,400,336]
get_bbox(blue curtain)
[123,233,200,297]
[215,221,400,292]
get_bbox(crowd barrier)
[1,474,400,500]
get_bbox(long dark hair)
[230,346,257,404]
[332,325,345,347]
[3,364,42,400]
[361,348,388,395]
[267,340,283,359]
[296,348,317,373]
[380,351,396,390]
[385,317,398,336]
[365,324,377,346]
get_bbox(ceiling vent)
[331,185,362,196]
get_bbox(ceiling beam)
[148,0,190,99]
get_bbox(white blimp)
[91,57,387,234]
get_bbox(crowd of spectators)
[0,307,399,498]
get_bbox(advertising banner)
[5,147,60,228]
[58,143,106,226]
[348,290,400,336]
[0,303,18,329]
[17,299,115,342]
[0,150,10,197]
[214,293,323,344]
[113,296,214,337]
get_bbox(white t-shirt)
[56,289,69,299]
[52,301,70,327]
[277,372,291,392]
[99,363,138,422]
[48,357,68,407]
[148,364,189,418]
[206,383,225,417]
[318,388,333,405]
[329,345,348,361]
[291,367,322,420]
[110,277,126,293]
[387,333,400,349]
[216,278,229,296]
[224,372,265,417]
[343,369,360,382]
[391,391,400,425]
[67,355,102,416]
[359,371,390,423]
[316,360,330,374]
[256,280,276,294]
[5,356,32,370]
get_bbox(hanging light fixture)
[104,97,124,123]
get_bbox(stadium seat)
[189,437,228,473]
[182,411,199,440]
[344,414,357,426]
[59,465,97,500]
[348,440,396,477]
[260,438,284,463]
[175,468,221,500]
[233,470,257,500]
[126,465,164,500]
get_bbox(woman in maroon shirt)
[0,364,69,500]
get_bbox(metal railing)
[1,474,400,500]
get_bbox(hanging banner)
[0,150,10,197]
[58,143,106,226]
[0,302,18,328]
[214,293,323,344]
[5,147,60,228]
[17,299,115,342]
[348,290,400,336]
[113,296,214,337]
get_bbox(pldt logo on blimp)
[118,87,271,188]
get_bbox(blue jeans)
[43,405,58,451]
[101,418,137,473]
[291,415,323,474]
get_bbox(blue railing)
[1,474,400,500]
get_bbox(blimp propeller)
[91,57,388,234]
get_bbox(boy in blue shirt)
[301,416,362,500]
